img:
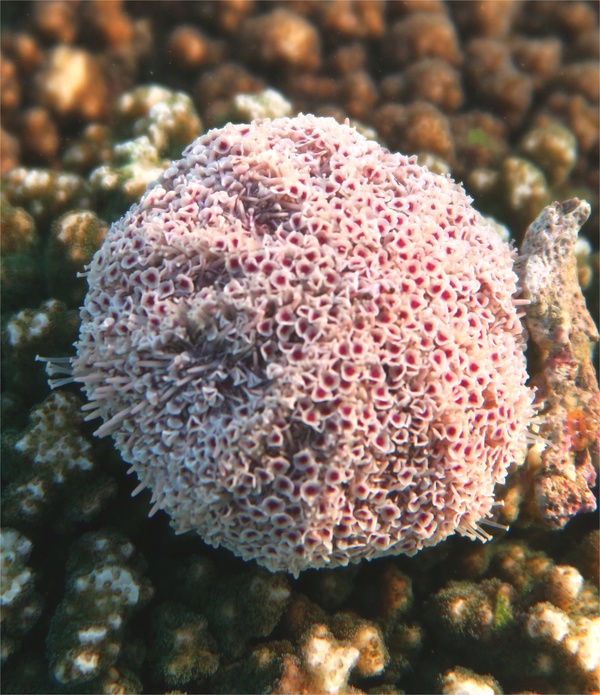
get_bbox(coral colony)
[53,115,534,576]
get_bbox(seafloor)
[1,2,599,694]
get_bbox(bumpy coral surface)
[71,114,533,575]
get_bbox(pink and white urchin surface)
[71,114,533,575]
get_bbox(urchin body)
[73,115,533,575]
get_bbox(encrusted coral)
[19,106,60,165]
[5,299,76,353]
[0,193,44,311]
[0,528,43,663]
[295,624,360,694]
[89,85,202,216]
[2,167,91,223]
[439,666,503,695]
[239,9,321,73]
[0,192,37,255]
[46,531,153,687]
[2,391,115,527]
[172,555,292,661]
[427,578,517,645]
[384,12,462,69]
[149,603,219,688]
[426,538,600,694]
[525,600,600,691]
[202,567,292,658]
[518,122,577,187]
[2,299,80,408]
[498,156,550,229]
[70,114,533,575]
[35,45,109,122]
[13,389,93,477]
[268,596,390,693]
[230,88,293,123]
[46,210,108,303]
[330,612,389,678]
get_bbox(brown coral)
[35,46,109,122]
[384,11,462,69]
[239,8,321,73]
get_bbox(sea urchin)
[59,114,533,575]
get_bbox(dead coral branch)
[517,199,599,529]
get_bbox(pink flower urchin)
[72,114,533,575]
